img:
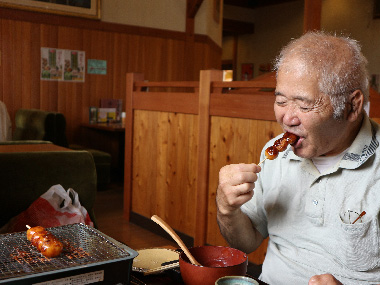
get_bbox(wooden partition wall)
[124,71,285,264]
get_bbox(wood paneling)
[0,7,221,145]
[131,110,199,237]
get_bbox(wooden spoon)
[151,215,201,266]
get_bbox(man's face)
[274,66,350,159]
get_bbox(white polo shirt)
[241,114,380,285]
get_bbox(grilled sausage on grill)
[26,226,63,258]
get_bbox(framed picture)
[0,0,100,19]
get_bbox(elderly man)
[216,31,380,285]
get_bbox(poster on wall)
[87,59,107,75]
[41,48,63,81]
[41,48,85,82]
[63,49,85,82]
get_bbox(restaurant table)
[131,269,268,285]
[81,122,125,132]
[130,246,268,285]
[0,143,70,153]
[80,123,125,181]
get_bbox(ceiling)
[223,0,298,9]
[222,0,300,36]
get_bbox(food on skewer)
[259,132,299,165]
[273,138,288,152]
[26,225,45,241]
[264,146,279,160]
[282,132,298,145]
[26,225,63,258]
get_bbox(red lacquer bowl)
[179,245,248,285]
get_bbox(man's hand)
[216,163,263,253]
[216,163,261,216]
[308,274,343,285]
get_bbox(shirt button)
[313,199,318,205]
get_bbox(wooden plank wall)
[132,110,199,236]
[0,7,221,144]
[124,73,200,239]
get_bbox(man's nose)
[282,105,301,127]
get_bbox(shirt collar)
[340,113,378,169]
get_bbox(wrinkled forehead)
[276,55,322,98]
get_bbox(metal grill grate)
[0,223,131,281]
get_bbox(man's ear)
[347,90,364,122]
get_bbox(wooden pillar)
[194,69,223,246]
[232,35,238,81]
[185,0,204,79]
[123,72,144,221]
[303,0,322,33]
[185,16,196,79]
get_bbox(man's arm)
[216,163,264,253]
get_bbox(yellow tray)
[132,248,179,275]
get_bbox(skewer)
[352,211,366,224]
[257,157,267,166]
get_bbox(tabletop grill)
[0,223,138,284]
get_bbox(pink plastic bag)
[2,184,93,233]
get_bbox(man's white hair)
[274,31,369,120]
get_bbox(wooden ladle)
[151,215,201,266]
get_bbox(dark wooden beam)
[187,0,204,18]
[303,0,321,32]
[224,0,299,9]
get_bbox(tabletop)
[81,122,125,132]
[130,246,268,285]
[131,269,268,285]
[0,143,70,153]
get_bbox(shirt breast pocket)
[334,216,379,271]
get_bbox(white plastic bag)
[2,184,93,233]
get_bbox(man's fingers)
[220,164,260,186]
[222,183,254,206]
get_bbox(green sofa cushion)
[13,109,55,142]
[13,109,69,147]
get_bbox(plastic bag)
[1,184,93,233]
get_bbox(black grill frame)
[0,223,137,284]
